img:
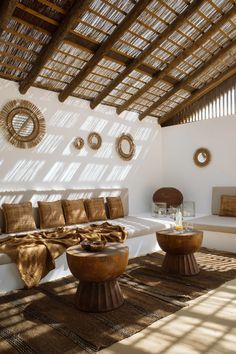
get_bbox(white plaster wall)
[0,78,162,214]
[162,116,236,214]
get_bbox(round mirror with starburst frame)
[0,100,46,149]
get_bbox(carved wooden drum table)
[66,243,129,312]
[156,229,203,275]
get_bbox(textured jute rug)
[1,248,236,354]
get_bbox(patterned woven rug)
[1,248,236,354]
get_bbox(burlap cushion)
[106,196,124,219]
[2,202,36,233]
[219,195,236,217]
[84,198,107,222]
[62,199,88,225]
[38,200,65,229]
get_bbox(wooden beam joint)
[0,0,17,35]
[19,0,92,95]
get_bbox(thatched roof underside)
[0,0,235,126]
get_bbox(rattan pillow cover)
[38,200,65,229]
[219,195,236,217]
[106,196,124,219]
[62,199,88,225]
[84,198,107,222]
[2,202,36,233]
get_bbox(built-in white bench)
[0,189,172,292]
[189,187,236,253]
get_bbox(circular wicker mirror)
[0,99,46,149]
[73,137,84,150]
[193,148,211,167]
[116,133,135,161]
[88,132,102,150]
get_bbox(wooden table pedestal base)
[162,253,200,276]
[75,279,124,312]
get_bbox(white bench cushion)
[189,215,236,234]
[0,215,168,265]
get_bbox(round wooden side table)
[156,229,203,276]
[66,242,129,312]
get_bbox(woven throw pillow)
[84,198,107,222]
[2,202,36,233]
[62,199,88,225]
[219,195,236,217]
[38,200,65,229]
[106,196,124,219]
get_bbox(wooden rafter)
[89,0,204,110]
[58,0,152,102]
[139,40,236,121]
[159,63,236,126]
[19,0,92,95]
[116,6,236,115]
[0,0,17,35]
[12,7,185,89]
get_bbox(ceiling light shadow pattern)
[43,162,81,183]
[49,110,79,128]
[80,116,108,132]
[36,135,64,154]
[3,160,45,182]
[108,122,131,137]
[106,165,132,182]
[78,164,108,182]
[100,281,236,354]
[94,142,113,159]
[0,79,160,190]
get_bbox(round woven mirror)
[88,132,102,150]
[0,100,46,149]
[193,148,211,167]
[116,133,135,161]
[73,137,84,150]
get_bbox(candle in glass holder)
[175,209,183,230]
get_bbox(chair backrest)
[212,186,236,214]
[0,188,129,231]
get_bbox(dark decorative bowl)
[80,239,106,252]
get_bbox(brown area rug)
[0,248,236,354]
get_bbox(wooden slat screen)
[174,74,236,125]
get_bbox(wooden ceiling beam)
[19,0,92,94]
[0,0,17,35]
[139,40,236,120]
[90,0,204,110]
[58,0,152,102]
[13,8,182,89]
[116,6,236,115]
[159,63,236,126]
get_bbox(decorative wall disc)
[0,99,46,149]
[73,137,84,150]
[116,133,135,161]
[88,132,102,150]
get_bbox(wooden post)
[139,40,236,121]
[0,0,17,35]
[116,6,236,115]
[159,63,236,126]
[19,0,92,95]
[89,0,204,110]
[58,0,151,102]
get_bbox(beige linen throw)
[0,222,127,288]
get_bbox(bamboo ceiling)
[0,0,235,127]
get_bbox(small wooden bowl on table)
[66,242,129,312]
[156,228,203,276]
